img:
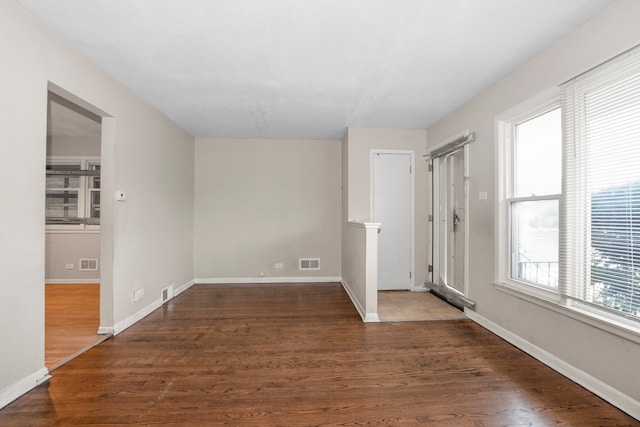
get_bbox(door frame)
[47,82,115,335]
[370,149,416,290]
[429,145,469,297]
[430,144,470,297]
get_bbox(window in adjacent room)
[45,157,100,231]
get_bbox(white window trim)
[495,86,561,293]
[494,87,640,344]
[494,282,640,345]
[46,155,100,233]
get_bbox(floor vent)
[299,258,320,271]
[79,258,99,271]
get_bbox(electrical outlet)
[259,271,265,278]
[275,263,284,269]
[65,263,74,270]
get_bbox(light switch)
[478,191,488,200]
[115,191,127,201]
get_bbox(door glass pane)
[511,200,559,288]
[435,150,466,295]
[444,151,465,294]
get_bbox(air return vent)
[299,258,320,271]
[161,285,174,304]
[79,258,98,271]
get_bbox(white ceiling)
[19,0,613,140]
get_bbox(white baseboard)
[363,312,380,322]
[113,298,162,335]
[195,276,342,284]
[341,280,379,323]
[174,279,195,296]
[466,310,640,420]
[45,279,100,284]
[0,367,49,410]
[97,326,113,335]
[113,279,195,335]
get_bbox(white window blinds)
[562,45,640,320]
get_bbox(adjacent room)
[45,92,105,370]
[1,0,639,424]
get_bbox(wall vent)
[79,258,99,271]
[161,284,174,304]
[299,258,320,271]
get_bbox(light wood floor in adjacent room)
[378,290,466,321]
[45,283,106,370]
[3,283,637,426]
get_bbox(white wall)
[47,135,101,157]
[427,0,640,416]
[45,233,100,283]
[343,128,428,287]
[342,222,380,322]
[0,0,194,406]
[194,138,341,280]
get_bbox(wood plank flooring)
[2,283,637,426]
[45,284,106,370]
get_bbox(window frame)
[496,87,562,302]
[46,155,100,233]
[495,86,640,343]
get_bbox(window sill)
[46,225,100,234]
[494,281,640,346]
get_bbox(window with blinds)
[497,44,640,328]
[45,157,101,231]
[562,45,640,320]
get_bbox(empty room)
[0,0,639,425]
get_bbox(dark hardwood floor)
[2,283,637,426]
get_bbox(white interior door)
[372,151,413,290]
[432,148,467,295]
